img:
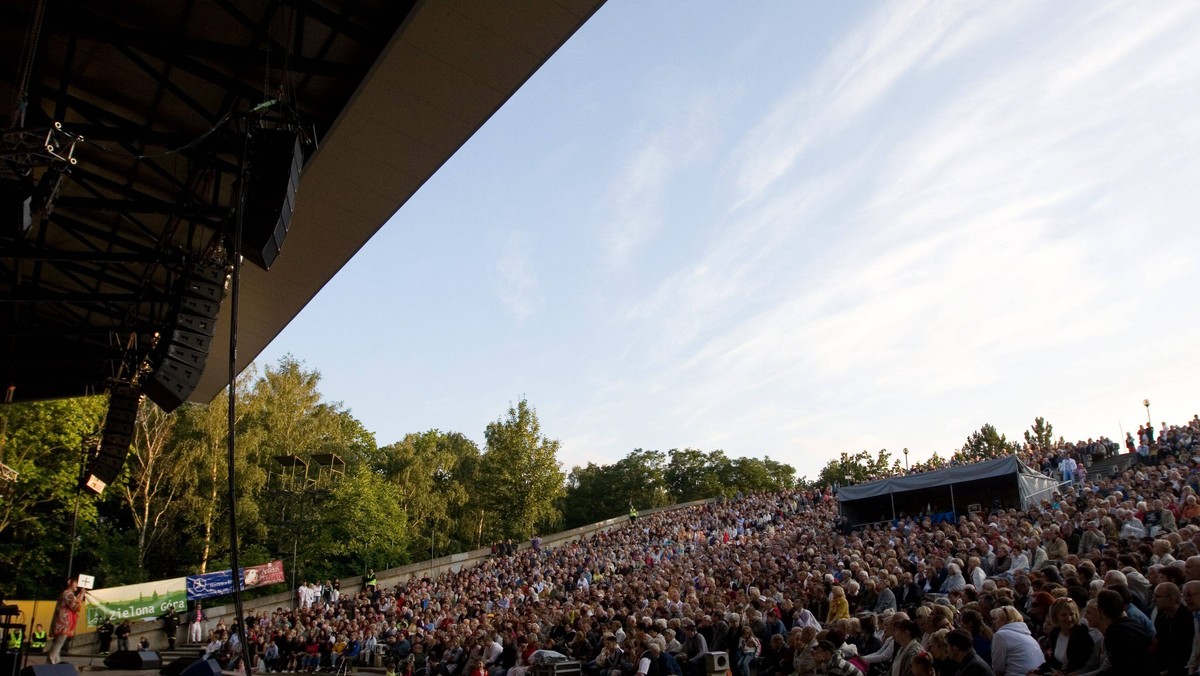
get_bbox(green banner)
[85,577,188,627]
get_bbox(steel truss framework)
[1,0,415,401]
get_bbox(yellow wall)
[8,601,95,636]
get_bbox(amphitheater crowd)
[201,416,1200,676]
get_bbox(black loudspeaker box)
[142,262,226,413]
[19,665,79,676]
[82,384,142,495]
[160,658,219,676]
[241,127,302,271]
[104,650,163,670]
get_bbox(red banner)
[243,560,286,588]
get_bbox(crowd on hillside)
[192,415,1200,676]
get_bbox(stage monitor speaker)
[159,657,194,676]
[160,658,219,676]
[142,262,227,413]
[704,652,729,673]
[241,127,302,271]
[1,180,33,242]
[82,384,142,495]
[104,650,163,670]
[20,665,79,676]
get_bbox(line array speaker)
[1,179,33,242]
[82,383,142,495]
[241,127,303,271]
[142,263,226,413]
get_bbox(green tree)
[319,466,409,573]
[0,396,106,596]
[561,449,671,528]
[119,401,181,568]
[958,423,1018,462]
[1024,417,1054,452]
[248,357,377,576]
[375,430,477,561]
[724,456,797,494]
[815,449,892,488]
[664,448,725,502]
[169,375,264,574]
[477,399,564,541]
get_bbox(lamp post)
[1144,399,1152,429]
[903,448,909,470]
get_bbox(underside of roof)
[1,0,605,404]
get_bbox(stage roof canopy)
[1,0,605,404]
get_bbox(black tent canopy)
[836,456,1060,527]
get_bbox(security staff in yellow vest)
[30,624,47,653]
[4,625,21,652]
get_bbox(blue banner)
[185,561,286,600]
[186,570,237,600]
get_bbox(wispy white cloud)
[561,0,1200,476]
[600,93,718,263]
[493,232,539,320]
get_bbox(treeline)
[810,418,1055,488]
[0,356,797,598]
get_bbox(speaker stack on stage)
[160,657,220,676]
[104,650,163,671]
[142,262,227,414]
[82,383,142,495]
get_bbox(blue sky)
[259,1,1200,479]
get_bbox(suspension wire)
[227,114,254,676]
[10,0,47,129]
[81,111,236,160]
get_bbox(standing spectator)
[97,616,115,655]
[189,603,205,644]
[116,620,132,652]
[162,606,180,649]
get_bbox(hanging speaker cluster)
[241,127,303,271]
[0,178,33,242]
[141,262,228,413]
[82,383,142,495]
